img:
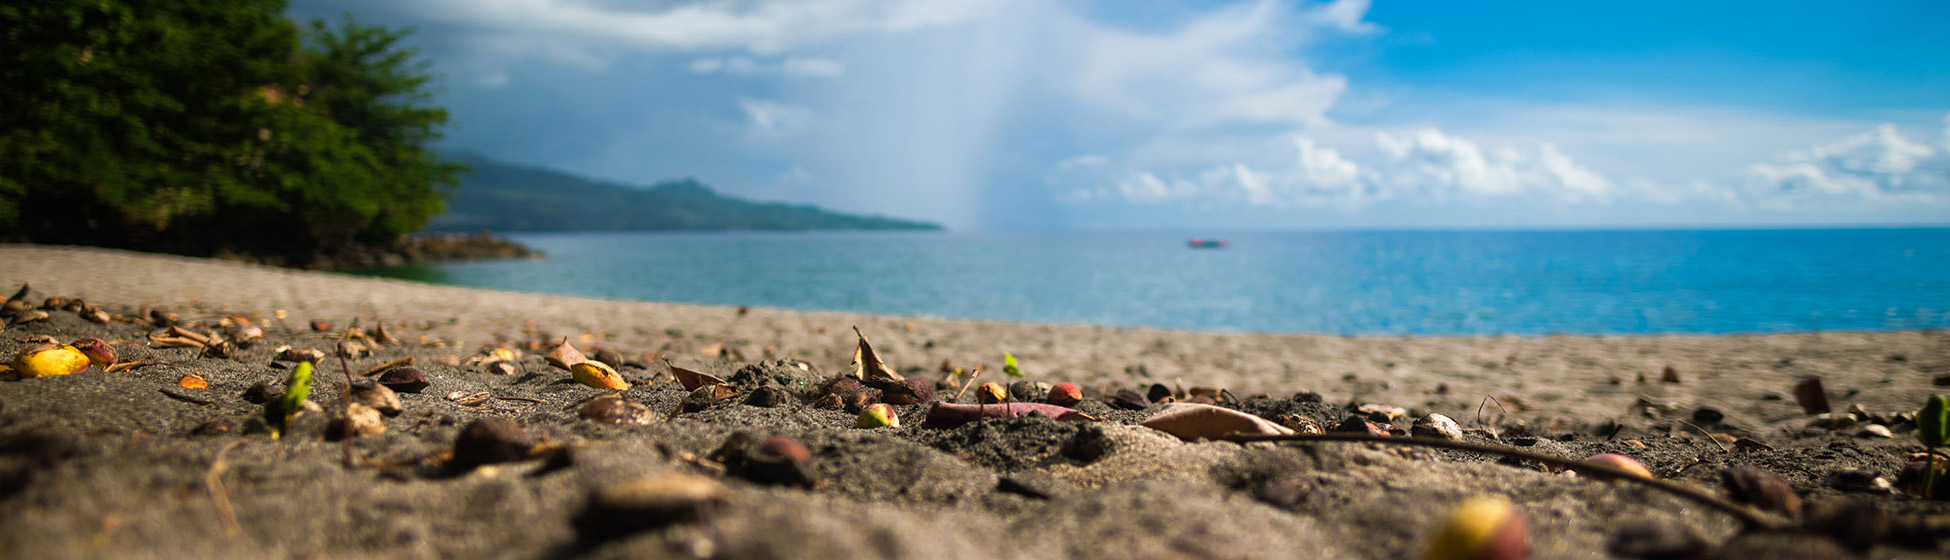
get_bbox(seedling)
[268,361,313,439]
[1919,394,1948,497]
[1002,353,1023,378]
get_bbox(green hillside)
[430,157,942,232]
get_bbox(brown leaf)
[1793,377,1830,415]
[848,326,904,384]
[546,339,589,371]
[924,402,1096,428]
[667,360,726,391]
[1139,403,1295,441]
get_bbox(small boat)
[1186,238,1227,249]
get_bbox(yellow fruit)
[11,343,91,378]
[571,360,631,390]
[856,403,900,428]
[1425,496,1530,560]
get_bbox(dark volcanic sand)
[0,245,1946,559]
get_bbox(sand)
[0,244,1944,559]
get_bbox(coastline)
[1,244,1944,559]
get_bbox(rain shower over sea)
[357,228,1950,336]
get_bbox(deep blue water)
[355,228,1950,336]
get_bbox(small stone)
[742,385,789,408]
[1856,424,1893,438]
[575,473,729,540]
[1659,365,1681,383]
[1792,377,1830,415]
[1721,465,1802,518]
[378,366,430,393]
[1691,407,1724,425]
[1934,374,1950,387]
[1828,468,1894,494]
[580,395,657,425]
[350,382,403,416]
[241,382,278,404]
[592,348,627,370]
[277,346,326,364]
[716,434,815,487]
[1007,380,1051,403]
[1411,413,1464,440]
[330,403,387,439]
[1108,388,1149,410]
[1332,416,1388,437]
[450,417,533,470]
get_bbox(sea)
[354,228,1950,336]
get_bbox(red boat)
[1186,238,1227,249]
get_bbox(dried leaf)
[1139,403,1294,441]
[546,339,589,371]
[667,360,725,391]
[848,326,904,384]
[924,402,1097,428]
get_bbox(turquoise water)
[356,228,1950,335]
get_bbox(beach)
[0,244,1944,559]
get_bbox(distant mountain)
[427,156,943,232]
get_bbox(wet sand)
[0,244,1944,559]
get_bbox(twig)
[1224,432,1786,530]
[205,440,245,537]
[1475,395,1509,428]
[359,356,414,377]
[1676,420,1731,453]
[159,387,215,406]
[951,366,985,403]
[336,325,357,469]
[494,396,546,404]
[168,325,214,347]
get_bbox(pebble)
[742,385,789,408]
[1332,416,1388,437]
[1690,407,1724,425]
[1410,413,1463,440]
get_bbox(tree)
[0,1,460,267]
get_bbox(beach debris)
[377,366,430,393]
[1108,388,1150,410]
[1659,365,1681,384]
[855,403,900,428]
[579,394,657,425]
[350,382,403,416]
[373,323,401,345]
[714,433,815,487]
[1002,352,1024,377]
[337,339,372,359]
[266,361,314,439]
[219,316,263,346]
[177,372,209,389]
[545,339,588,371]
[1007,380,1050,402]
[1141,403,1294,441]
[975,382,1009,404]
[592,347,627,370]
[575,472,728,540]
[148,307,180,327]
[1793,377,1831,415]
[10,342,91,378]
[359,356,414,377]
[571,360,631,390]
[1690,406,1725,425]
[329,402,387,439]
[484,359,518,375]
[310,319,332,332]
[846,326,903,384]
[449,417,534,470]
[682,384,739,413]
[668,360,725,391]
[1423,495,1530,560]
[1047,382,1083,407]
[1578,453,1652,481]
[1721,465,1802,518]
[148,326,211,348]
[1147,383,1176,404]
[80,307,111,324]
[924,402,1096,428]
[0,299,30,319]
[1857,424,1894,438]
[1830,468,1895,494]
[1605,518,1708,560]
[1917,394,1948,498]
[879,377,936,405]
[1277,414,1326,435]
[1801,497,1891,554]
[447,391,492,407]
[276,346,326,364]
[841,387,881,413]
[743,385,789,408]
[8,308,50,325]
[1412,414,1465,441]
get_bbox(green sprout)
[1002,353,1023,378]
[1920,394,1948,497]
[267,361,314,439]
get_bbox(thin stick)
[951,366,985,403]
[494,396,546,404]
[205,440,245,537]
[159,387,215,406]
[336,326,358,469]
[359,356,414,377]
[1475,395,1509,428]
[1224,432,1785,530]
[1676,420,1731,453]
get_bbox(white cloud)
[738,99,812,134]
[1746,119,1950,199]
[476,71,510,88]
[393,0,990,56]
[1057,154,1109,169]
[1090,129,1613,207]
[690,56,847,78]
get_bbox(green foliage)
[431,156,944,232]
[0,1,460,266]
[1921,394,1948,449]
[270,360,313,438]
[1002,353,1023,378]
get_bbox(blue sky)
[289,0,1950,230]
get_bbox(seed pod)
[571,360,631,390]
[879,377,936,405]
[842,387,882,413]
[1580,453,1653,481]
[10,343,91,378]
[1108,388,1150,410]
[350,382,403,416]
[1047,382,1083,407]
[976,382,1009,404]
[1424,495,1531,560]
[277,346,326,364]
[81,308,111,324]
[8,309,50,325]
[856,403,900,428]
[67,338,116,368]
[580,394,657,425]
[743,385,789,408]
[377,366,430,393]
[1,299,29,318]
[1721,466,1802,517]
[331,402,387,439]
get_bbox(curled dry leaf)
[848,326,904,384]
[572,360,631,390]
[667,360,725,391]
[545,339,588,371]
[1139,402,1294,441]
[924,402,1097,429]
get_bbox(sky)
[287,0,1950,231]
